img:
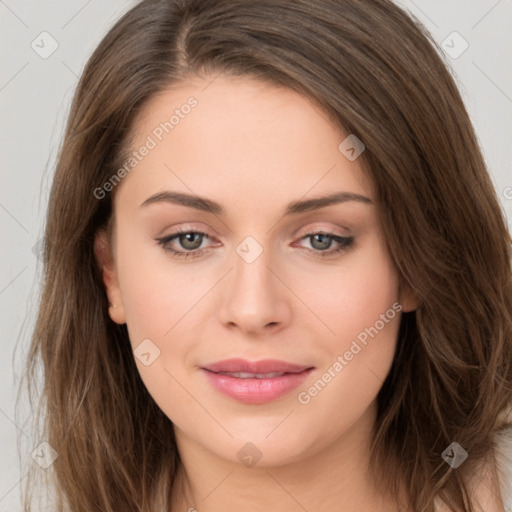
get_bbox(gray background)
[1,1,511,510]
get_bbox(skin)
[94,74,503,511]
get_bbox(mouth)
[201,358,315,404]
[214,371,291,379]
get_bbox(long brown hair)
[22,0,512,510]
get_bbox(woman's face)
[97,74,412,466]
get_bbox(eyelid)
[156,222,212,237]
[293,222,351,239]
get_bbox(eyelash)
[156,228,354,260]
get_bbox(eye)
[295,232,354,257]
[156,229,212,259]
[156,230,355,260]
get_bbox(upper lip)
[202,358,313,374]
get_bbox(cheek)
[294,237,400,348]
[115,225,202,343]
[291,236,401,405]
[114,226,210,408]
[114,232,200,416]
[292,239,401,435]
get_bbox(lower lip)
[201,368,313,404]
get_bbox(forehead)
[115,74,373,214]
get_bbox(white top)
[494,425,512,510]
[435,411,512,512]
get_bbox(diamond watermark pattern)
[31,32,59,59]
[32,237,44,261]
[338,134,365,161]
[441,441,468,468]
[441,31,469,59]
[237,442,263,468]
[31,442,58,469]
[236,236,263,264]
[134,338,161,366]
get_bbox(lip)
[203,358,312,374]
[201,358,314,404]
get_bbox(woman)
[23,0,512,510]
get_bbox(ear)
[398,280,420,313]
[94,229,126,325]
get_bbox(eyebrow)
[140,190,373,215]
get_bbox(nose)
[217,242,292,336]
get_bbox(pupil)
[180,233,202,250]
[312,234,331,250]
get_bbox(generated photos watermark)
[297,301,402,405]
[93,96,198,199]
